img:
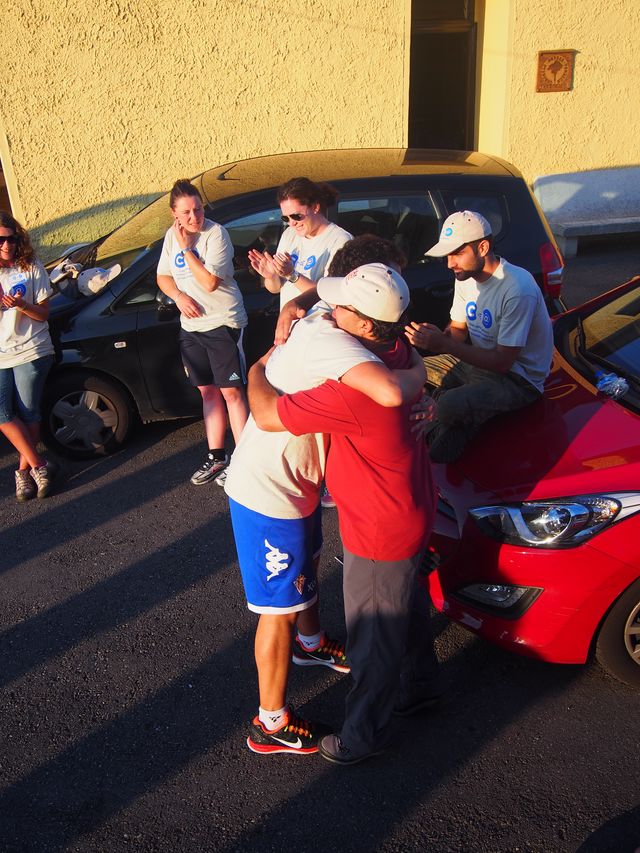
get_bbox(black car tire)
[43,372,135,459]
[595,577,640,687]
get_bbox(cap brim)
[106,263,122,282]
[317,275,348,306]
[424,240,462,257]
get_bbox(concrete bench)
[533,168,640,258]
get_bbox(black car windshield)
[579,284,640,381]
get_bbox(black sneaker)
[190,453,228,485]
[318,734,385,766]
[292,633,349,673]
[247,708,326,755]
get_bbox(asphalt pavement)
[0,236,639,853]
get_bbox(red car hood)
[438,354,640,506]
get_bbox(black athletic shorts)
[179,326,247,388]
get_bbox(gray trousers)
[423,354,541,463]
[340,548,439,756]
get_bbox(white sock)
[297,630,322,650]
[259,705,288,731]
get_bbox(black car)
[44,148,565,458]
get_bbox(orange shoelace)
[284,715,314,738]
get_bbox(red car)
[427,276,640,687]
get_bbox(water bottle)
[595,370,629,399]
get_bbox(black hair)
[328,234,407,277]
[347,305,412,345]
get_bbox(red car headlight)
[469,493,640,548]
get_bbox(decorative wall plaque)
[536,51,575,92]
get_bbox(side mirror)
[156,290,178,318]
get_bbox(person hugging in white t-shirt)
[248,177,352,310]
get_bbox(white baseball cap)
[317,263,410,322]
[425,210,492,257]
[77,264,121,296]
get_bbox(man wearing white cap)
[405,210,553,463]
[250,263,439,765]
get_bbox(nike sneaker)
[190,452,228,485]
[247,707,327,755]
[292,633,349,673]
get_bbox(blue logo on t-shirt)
[10,282,27,298]
[290,252,299,267]
[482,309,493,328]
[174,248,200,269]
[304,255,317,271]
[466,301,477,321]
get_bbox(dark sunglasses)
[0,235,17,245]
[280,213,307,224]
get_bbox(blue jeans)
[0,355,54,425]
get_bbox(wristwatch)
[181,247,193,256]
[287,270,300,283]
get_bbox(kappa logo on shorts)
[293,574,306,595]
[264,539,289,581]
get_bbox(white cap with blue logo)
[425,210,492,257]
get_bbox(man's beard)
[453,257,485,281]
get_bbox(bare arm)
[157,273,203,320]
[173,220,222,294]
[248,249,283,293]
[405,321,519,373]
[181,248,223,293]
[341,347,426,407]
[405,319,468,348]
[1,293,49,321]
[274,288,321,345]
[247,355,287,432]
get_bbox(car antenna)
[216,164,239,181]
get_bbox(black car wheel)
[595,578,640,688]
[43,372,134,459]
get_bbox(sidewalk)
[561,233,640,307]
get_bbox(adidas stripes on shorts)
[228,498,322,615]
[179,326,246,388]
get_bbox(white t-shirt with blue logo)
[0,260,54,369]
[276,222,352,308]
[449,259,553,392]
[157,218,247,332]
[224,303,381,518]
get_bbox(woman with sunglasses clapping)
[248,177,352,309]
[0,211,58,501]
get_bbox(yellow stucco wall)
[2,0,407,258]
[477,0,640,182]
[4,0,639,259]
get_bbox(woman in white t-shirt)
[0,212,58,501]
[157,180,249,486]
[248,177,352,309]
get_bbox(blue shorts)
[228,498,322,615]
[0,354,54,425]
